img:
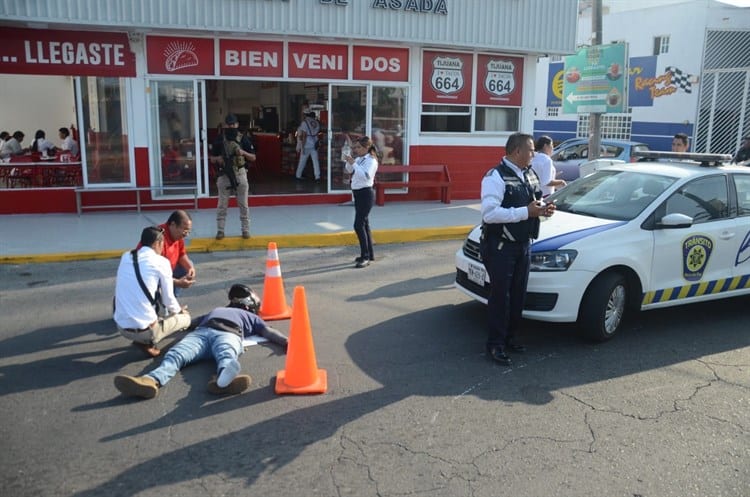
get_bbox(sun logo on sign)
[163,41,199,72]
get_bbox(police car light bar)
[632,150,733,167]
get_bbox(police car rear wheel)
[579,272,627,342]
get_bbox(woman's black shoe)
[487,346,511,365]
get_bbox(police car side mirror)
[657,213,693,229]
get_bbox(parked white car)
[455,152,750,341]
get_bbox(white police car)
[455,151,750,341]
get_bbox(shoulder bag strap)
[131,249,158,310]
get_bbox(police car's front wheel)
[578,272,627,342]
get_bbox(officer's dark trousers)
[482,238,531,349]
[352,187,375,259]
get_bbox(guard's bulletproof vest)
[224,135,246,169]
[482,161,541,242]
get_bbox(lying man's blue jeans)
[146,327,243,387]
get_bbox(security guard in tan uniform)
[211,114,256,239]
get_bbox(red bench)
[374,164,451,206]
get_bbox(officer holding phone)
[479,133,555,366]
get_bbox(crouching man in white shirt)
[114,226,191,357]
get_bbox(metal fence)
[695,29,750,155]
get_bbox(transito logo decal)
[682,235,713,281]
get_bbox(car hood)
[467,211,626,251]
[532,211,626,251]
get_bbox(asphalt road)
[1,241,748,497]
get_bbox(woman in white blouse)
[31,129,56,156]
[344,136,379,268]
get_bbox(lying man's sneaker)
[207,374,252,395]
[114,375,159,399]
[215,231,225,240]
[216,359,241,388]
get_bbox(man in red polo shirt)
[141,210,196,293]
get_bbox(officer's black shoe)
[487,346,512,366]
[505,340,526,353]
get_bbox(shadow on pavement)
[69,294,749,496]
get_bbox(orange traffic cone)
[275,286,327,395]
[259,242,292,321]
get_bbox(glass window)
[420,105,471,132]
[661,175,729,223]
[474,107,519,132]
[371,87,407,165]
[80,77,131,184]
[149,80,197,193]
[733,174,750,216]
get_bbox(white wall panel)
[1,0,578,55]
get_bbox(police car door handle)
[719,230,735,240]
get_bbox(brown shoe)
[242,231,250,239]
[216,231,225,240]
[114,375,159,399]
[133,341,161,358]
[207,374,252,395]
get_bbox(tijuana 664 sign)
[422,50,472,105]
[476,54,523,106]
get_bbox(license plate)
[467,263,486,286]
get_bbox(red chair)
[7,167,34,188]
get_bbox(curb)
[0,225,474,265]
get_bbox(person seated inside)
[30,130,57,157]
[58,127,79,158]
[0,131,26,158]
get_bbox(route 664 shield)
[484,59,515,97]
[430,56,464,95]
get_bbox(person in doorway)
[210,113,256,239]
[30,130,56,156]
[671,133,690,153]
[344,135,379,268]
[0,131,26,158]
[58,127,79,157]
[480,133,556,366]
[114,226,192,358]
[295,111,321,182]
[733,134,750,165]
[530,135,566,197]
[113,284,288,399]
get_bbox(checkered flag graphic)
[666,66,696,94]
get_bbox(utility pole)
[589,0,602,159]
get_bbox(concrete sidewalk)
[0,200,481,263]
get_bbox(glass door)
[149,80,205,197]
[329,85,367,193]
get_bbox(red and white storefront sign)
[287,42,348,79]
[421,50,473,105]
[0,27,135,77]
[353,46,409,82]
[146,35,215,75]
[476,54,523,106]
[145,36,410,82]
[219,39,284,77]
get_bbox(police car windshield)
[548,170,676,221]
